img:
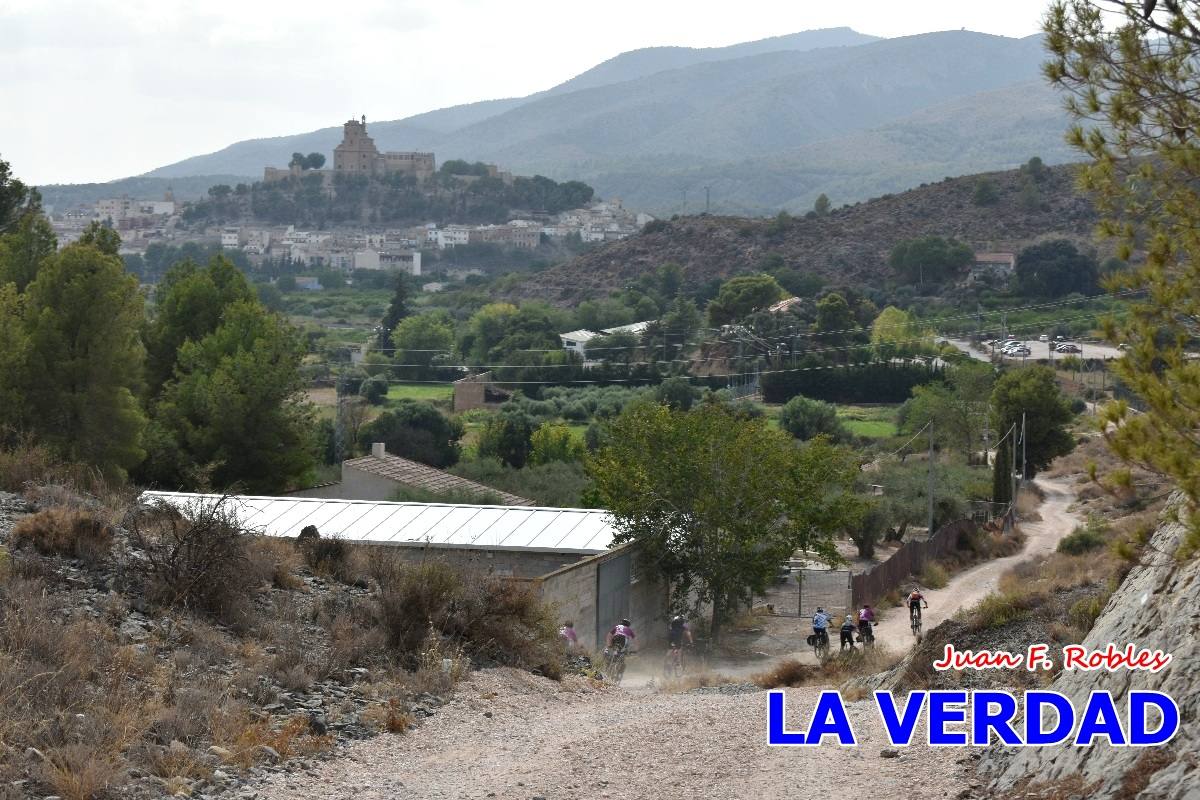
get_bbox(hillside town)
[43,116,653,278]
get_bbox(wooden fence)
[850,519,979,609]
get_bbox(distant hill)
[507,162,1101,305]
[38,174,249,211]
[51,28,1074,214]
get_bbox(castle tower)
[333,116,381,175]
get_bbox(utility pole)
[1020,412,1027,488]
[927,424,935,534]
[705,185,711,214]
[1011,420,1019,505]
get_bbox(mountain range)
[43,28,1076,215]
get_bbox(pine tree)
[21,242,147,478]
[379,272,411,348]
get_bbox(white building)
[436,226,471,249]
[220,228,243,249]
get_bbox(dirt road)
[248,479,1078,799]
[872,476,1081,650]
[254,669,971,800]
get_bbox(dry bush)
[211,713,332,770]
[919,561,949,589]
[658,669,733,693]
[300,534,366,584]
[41,743,120,800]
[126,497,256,626]
[360,699,413,733]
[10,507,114,563]
[752,658,815,688]
[376,558,561,676]
[245,536,305,590]
[0,437,96,494]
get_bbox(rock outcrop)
[982,495,1199,799]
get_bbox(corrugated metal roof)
[343,454,533,506]
[139,492,618,553]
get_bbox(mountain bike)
[809,629,830,661]
[858,622,875,650]
[603,645,628,685]
[663,644,686,679]
[910,605,923,641]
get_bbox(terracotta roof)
[344,454,532,506]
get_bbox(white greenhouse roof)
[139,492,618,554]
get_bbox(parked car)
[1038,334,1050,342]
[1004,346,1032,357]
[1118,343,1131,351]
[1055,343,1081,354]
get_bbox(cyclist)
[839,615,857,651]
[559,620,578,650]
[811,606,832,648]
[664,614,693,674]
[856,604,875,640]
[667,614,692,649]
[908,587,929,622]
[606,618,636,652]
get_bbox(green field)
[837,405,899,439]
[386,383,455,404]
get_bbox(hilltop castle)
[264,116,436,183]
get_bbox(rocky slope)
[510,162,1098,305]
[981,494,1198,799]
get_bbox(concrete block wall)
[537,544,671,652]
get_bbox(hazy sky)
[1,0,1054,185]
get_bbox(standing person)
[559,621,578,651]
[811,607,832,648]
[839,615,857,651]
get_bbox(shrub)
[126,497,255,625]
[375,559,560,675]
[1058,516,1109,555]
[359,375,388,405]
[1068,595,1106,631]
[10,508,114,562]
[919,561,949,589]
[752,658,815,688]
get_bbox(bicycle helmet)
[621,618,631,626]
[816,606,825,613]
[672,614,684,623]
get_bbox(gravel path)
[254,668,971,800]
[873,476,1082,650]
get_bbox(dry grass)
[919,561,949,589]
[658,669,734,693]
[10,507,114,562]
[752,658,816,688]
[360,699,415,733]
[245,536,305,590]
[0,438,99,494]
[212,714,333,770]
[41,744,121,800]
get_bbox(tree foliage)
[779,395,850,443]
[1015,239,1098,298]
[359,401,463,469]
[898,362,995,457]
[143,301,315,491]
[706,274,786,326]
[1045,0,1200,545]
[21,242,147,478]
[588,403,861,641]
[476,409,535,468]
[145,256,255,394]
[888,236,974,285]
[870,306,935,359]
[990,366,1074,478]
[529,422,585,466]
[392,311,455,370]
